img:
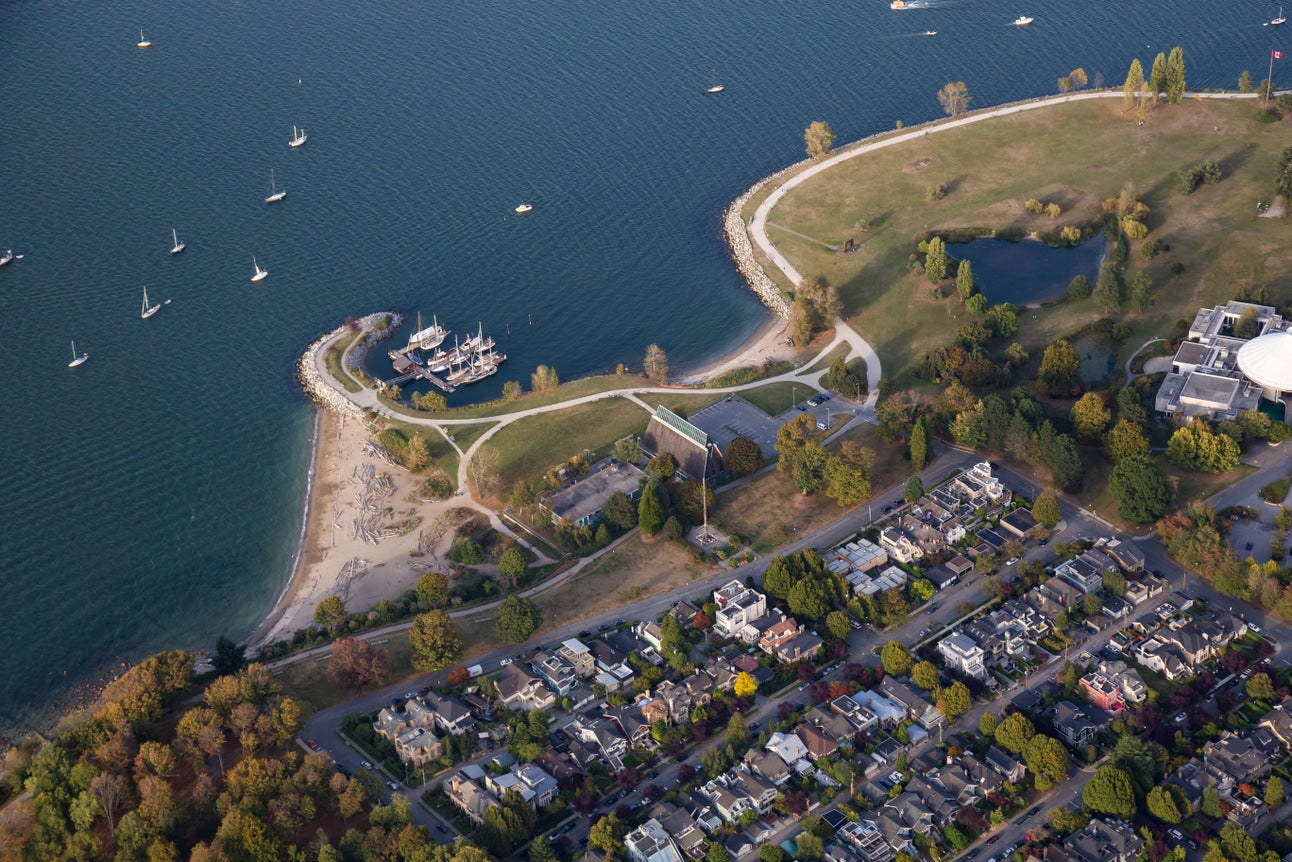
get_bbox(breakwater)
[723,165,809,319]
[296,313,401,417]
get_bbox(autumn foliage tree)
[327,637,389,689]
[409,610,464,671]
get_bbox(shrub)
[448,537,485,564]
[1067,275,1092,300]
[1260,479,1291,504]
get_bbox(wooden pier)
[382,367,456,392]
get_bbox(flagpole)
[1270,50,1277,108]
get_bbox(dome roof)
[1237,330,1292,392]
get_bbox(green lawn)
[446,422,499,453]
[485,397,654,491]
[635,392,725,418]
[323,332,362,393]
[384,419,460,484]
[741,382,818,417]
[763,98,1292,387]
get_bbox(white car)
[499,658,513,666]
[1248,622,1261,634]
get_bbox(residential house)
[880,527,922,565]
[606,703,654,748]
[1132,638,1189,681]
[394,726,443,767]
[486,762,560,809]
[1166,758,1234,813]
[1063,820,1143,862]
[651,802,707,859]
[875,793,935,857]
[496,663,556,710]
[1079,672,1126,714]
[775,632,823,664]
[804,705,860,746]
[938,632,987,680]
[446,770,497,825]
[1102,539,1145,572]
[1051,701,1099,748]
[839,820,896,862]
[880,678,943,729]
[1204,729,1280,785]
[1055,556,1103,595]
[977,528,1008,552]
[1001,508,1038,539]
[952,462,1011,506]
[712,581,767,639]
[625,818,685,862]
[423,692,476,735]
[674,790,723,835]
[795,723,840,761]
[739,609,786,647]
[569,716,629,770]
[1094,660,1148,704]
[1039,576,1081,608]
[851,688,908,728]
[669,601,702,626]
[832,539,890,574]
[532,651,578,695]
[1258,699,1292,749]
[852,566,909,597]
[373,706,411,743]
[636,621,665,652]
[766,730,811,770]
[759,617,805,655]
[556,638,597,678]
[831,695,879,735]
[654,680,693,726]
[985,746,1026,783]
[742,748,791,785]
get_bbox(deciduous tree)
[1083,765,1136,817]
[416,570,450,608]
[734,671,758,698]
[724,437,764,476]
[880,641,913,677]
[531,364,560,392]
[956,260,975,301]
[498,548,527,586]
[937,681,972,720]
[314,596,347,631]
[1038,340,1081,396]
[938,81,971,117]
[911,661,939,691]
[804,121,836,159]
[1123,58,1145,111]
[1105,419,1151,463]
[1071,393,1111,440]
[494,595,542,643]
[409,611,463,671]
[603,491,638,530]
[643,344,669,383]
[1167,419,1241,473]
[925,236,948,282]
[1166,46,1187,103]
[995,712,1036,754]
[327,637,389,689]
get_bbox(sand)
[673,313,794,385]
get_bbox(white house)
[937,633,987,680]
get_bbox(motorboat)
[1013,15,1034,25]
[890,0,907,9]
[0,250,12,267]
[924,30,937,35]
[515,203,533,214]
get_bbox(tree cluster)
[774,413,875,503]
[763,549,848,622]
[1166,418,1242,473]
[790,276,843,346]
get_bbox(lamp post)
[791,384,797,413]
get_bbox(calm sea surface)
[0,0,1280,731]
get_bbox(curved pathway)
[1124,337,1165,384]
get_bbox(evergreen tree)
[956,260,975,301]
[1123,58,1145,111]
[909,419,929,471]
[1166,47,1187,103]
[1110,456,1174,523]
[1032,490,1061,529]
[638,481,667,536]
[1239,70,1253,93]
[1149,52,1168,99]
[925,237,947,282]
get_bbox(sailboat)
[1273,5,1286,24]
[406,312,449,352]
[68,340,88,368]
[251,257,268,283]
[265,169,286,204]
[706,69,725,94]
[137,29,151,48]
[0,250,12,267]
[141,286,162,319]
[170,229,185,255]
[289,126,307,148]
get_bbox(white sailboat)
[251,256,268,283]
[68,340,88,368]
[265,169,286,204]
[406,312,449,351]
[0,250,12,267]
[706,68,724,94]
[137,29,151,48]
[1273,5,1286,25]
[141,286,162,319]
[170,229,185,255]
[289,126,307,148]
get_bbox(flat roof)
[549,462,645,522]
[1179,372,1240,407]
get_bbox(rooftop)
[548,460,646,524]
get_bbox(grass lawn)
[636,391,725,417]
[277,634,416,715]
[1082,454,1258,531]
[764,98,1292,388]
[741,381,819,417]
[800,343,850,376]
[426,375,655,420]
[485,397,654,491]
[714,423,907,553]
[324,332,362,393]
[384,419,460,484]
[446,422,499,453]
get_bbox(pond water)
[950,235,1106,306]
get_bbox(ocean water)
[0,0,1280,732]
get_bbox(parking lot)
[689,396,784,458]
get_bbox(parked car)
[1026,806,1041,818]
[1249,622,1261,634]
[1005,557,1020,566]
[796,405,808,412]
[499,658,513,666]
[386,780,398,790]
[437,825,449,834]
[305,738,320,751]
[985,837,1000,847]
[361,760,373,770]
[820,394,830,401]
[882,505,893,513]
[888,770,903,783]
[919,627,931,638]
[750,721,760,731]
[404,691,418,699]
[1168,829,1184,842]
[851,620,862,630]
[965,851,982,861]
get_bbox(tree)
[467,445,502,499]
[909,419,929,471]
[1038,339,1081,395]
[776,413,819,469]
[405,432,431,471]
[956,260,975,301]
[498,547,527,586]
[1201,785,1222,817]
[1105,419,1151,463]
[530,836,557,862]
[724,437,764,476]
[937,681,972,720]
[1167,419,1241,473]
[1093,262,1121,313]
[979,712,997,737]
[1166,47,1186,103]
[994,712,1036,754]
[925,236,948,282]
[1234,307,1261,339]
[825,356,863,397]
[644,344,669,383]
[825,611,851,642]
[1031,490,1061,529]
[416,570,450,608]
[1247,672,1275,700]
[314,596,346,631]
[787,577,829,620]
[409,611,463,671]
[791,443,830,496]
[1110,456,1174,523]
[1147,785,1182,823]
[638,481,667,536]
[1149,52,1168,99]
[603,491,638,530]
[1124,58,1145,111]
[802,122,837,161]
[212,636,246,677]
[734,671,758,698]
[708,841,732,862]
[502,380,523,400]
[612,436,641,464]
[1240,69,1254,92]
[1068,274,1092,300]
[1071,393,1111,440]
[881,641,913,677]
[1070,68,1089,89]
[327,637,389,689]
[531,364,560,392]
[938,81,971,117]
[90,772,127,836]
[903,475,924,504]
[1083,765,1136,818]
[797,832,824,861]
[762,846,787,862]
[911,661,939,691]
[588,813,627,858]
[1267,776,1284,808]
[494,595,542,643]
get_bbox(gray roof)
[1179,372,1241,406]
[548,461,646,523]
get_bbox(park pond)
[950,234,1106,306]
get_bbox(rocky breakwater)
[296,312,400,417]
[722,159,812,319]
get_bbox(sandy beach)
[674,313,794,385]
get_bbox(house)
[1079,672,1126,714]
[851,688,908,727]
[547,459,647,527]
[446,771,498,825]
[852,566,909,597]
[641,406,722,480]
[1051,701,1099,748]
[832,539,890,574]
[1063,820,1143,862]
[1040,576,1081,607]
[937,632,987,680]
[636,621,665,651]
[712,581,767,639]
[879,527,922,565]
[739,609,786,647]
[606,703,654,748]
[839,820,895,862]
[766,731,811,769]
[373,706,411,743]
[532,651,578,695]
[569,716,629,770]
[496,663,557,710]
[759,617,805,655]
[775,632,823,664]
[651,802,707,859]
[558,638,597,678]
[422,692,476,735]
[880,677,944,729]
[1102,539,1145,572]
[1095,660,1148,704]
[486,762,560,809]
[923,564,960,590]
[1055,556,1103,595]
[1132,638,1189,681]
[831,695,879,735]
[795,723,840,761]
[804,705,859,745]
[1257,699,1292,749]
[625,818,685,862]
[743,748,791,785]
[977,528,1007,552]
[654,680,694,726]
[1001,508,1038,539]
[1204,729,1281,784]
[876,793,936,856]
[952,462,1010,505]
[394,726,443,767]
[985,746,1026,783]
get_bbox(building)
[952,462,1010,505]
[486,763,560,809]
[879,528,922,565]
[1155,301,1292,422]
[496,663,556,710]
[446,770,497,825]
[937,632,987,680]
[546,459,646,527]
[625,818,685,862]
[1051,701,1100,748]
[1063,819,1143,862]
[558,638,597,678]
[712,581,767,638]
[641,406,722,480]
[1000,508,1038,539]
[1079,671,1126,714]
[839,820,895,862]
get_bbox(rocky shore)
[296,312,400,417]
[723,159,813,319]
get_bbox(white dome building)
[1237,330,1292,401]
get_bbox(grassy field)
[446,422,499,453]
[420,375,656,420]
[762,98,1292,386]
[741,381,819,417]
[635,391,725,417]
[384,419,460,484]
[1081,455,1259,531]
[323,333,362,393]
[713,423,907,552]
[485,397,654,491]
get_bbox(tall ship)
[405,312,448,352]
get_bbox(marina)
[383,316,507,392]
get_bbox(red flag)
[1275,50,1284,59]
